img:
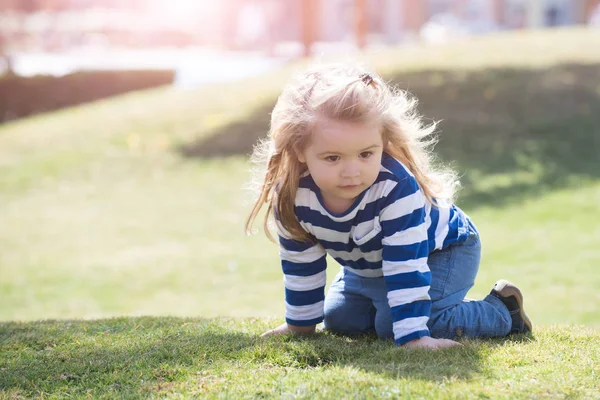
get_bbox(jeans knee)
[322,307,343,332]
[323,304,373,334]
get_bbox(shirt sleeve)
[379,177,431,345]
[276,219,327,327]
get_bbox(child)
[246,63,532,349]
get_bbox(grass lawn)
[1,318,599,399]
[1,28,600,398]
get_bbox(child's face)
[297,116,383,213]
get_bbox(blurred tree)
[0,34,12,76]
[355,0,366,49]
[301,0,318,57]
[0,0,37,75]
[0,0,74,74]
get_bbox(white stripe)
[434,205,450,250]
[352,218,381,243]
[280,244,326,264]
[327,247,382,263]
[296,188,320,210]
[275,219,294,240]
[302,222,349,243]
[384,222,428,245]
[392,316,429,340]
[286,301,324,321]
[387,286,431,308]
[380,165,393,175]
[380,190,426,222]
[353,218,379,235]
[343,265,383,278]
[362,180,397,204]
[284,270,327,291]
[424,202,432,231]
[382,257,429,276]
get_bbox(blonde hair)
[246,63,459,243]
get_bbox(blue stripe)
[380,207,425,236]
[384,270,431,290]
[383,240,429,262]
[442,233,456,249]
[318,230,383,252]
[286,316,324,327]
[279,235,316,252]
[295,207,354,232]
[282,257,327,277]
[319,238,354,252]
[285,287,325,306]
[390,300,431,322]
[381,156,415,183]
[334,257,382,271]
[375,170,397,183]
[387,177,420,200]
[442,205,468,248]
[354,200,383,223]
[352,231,383,252]
[299,175,320,190]
[395,329,430,346]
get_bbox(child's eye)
[360,151,373,159]
[325,155,339,162]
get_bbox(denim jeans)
[323,220,512,340]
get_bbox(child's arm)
[261,221,327,336]
[379,176,459,348]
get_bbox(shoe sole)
[494,280,533,333]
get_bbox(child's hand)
[261,323,316,337]
[403,336,462,350]
[261,323,291,337]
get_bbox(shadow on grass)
[0,317,258,397]
[178,62,600,210]
[0,317,534,397]
[178,103,274,159]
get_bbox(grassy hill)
[1,28,600,398]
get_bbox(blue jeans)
[323,221,512,340]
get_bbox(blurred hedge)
[0,70,175,123]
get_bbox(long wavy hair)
[246,63,459,243]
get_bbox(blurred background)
[1,1,599,328]
[2,0,600,120]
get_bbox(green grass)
[1,28,600,397]
[1,319,599,399]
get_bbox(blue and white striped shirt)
[277,153,470,345]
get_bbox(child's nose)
[341,163,360,178]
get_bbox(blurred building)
[1,0,599,53]
[315,0,599,43]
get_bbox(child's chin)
[338,189,362,199]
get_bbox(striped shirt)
[277,153,470,345]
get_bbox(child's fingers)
[439,339,462,348]
[260,329,276,337]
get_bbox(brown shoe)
[490,280,533,334]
